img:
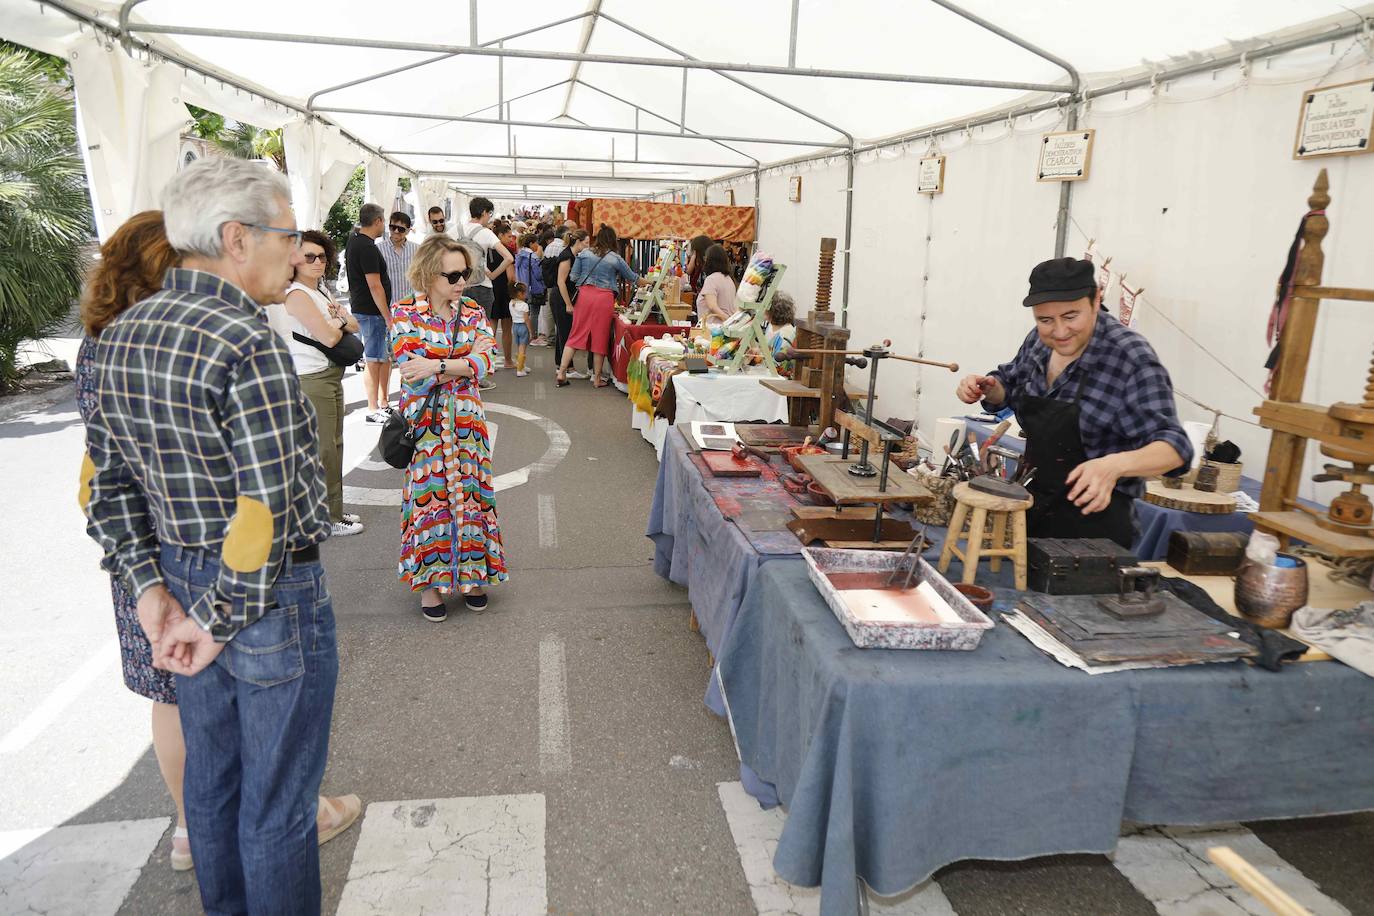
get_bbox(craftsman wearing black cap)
[955,257,1193,547]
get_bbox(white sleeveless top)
[266,281,338,375]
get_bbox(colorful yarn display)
[736,251,774,304]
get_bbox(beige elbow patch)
[223,496,274,572]
[77,452,96,512]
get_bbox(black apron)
[1019,368,1136,549]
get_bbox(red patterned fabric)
[577,199,756,242]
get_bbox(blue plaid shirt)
[83,268,329,640]
[987,311,1193,499]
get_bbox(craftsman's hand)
[1066,455,1123,514]
[398,357,440,383]
[155,615,226,676]
[957,374,1003,405]
[135,585,184,650]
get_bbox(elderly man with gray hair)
[81,157,347,915]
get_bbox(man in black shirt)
[345,203,393,421]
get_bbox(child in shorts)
[510,282,531,377]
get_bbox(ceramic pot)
[1234,554,1308,629]
[953,583,994,610]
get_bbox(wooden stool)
[937,482,1033,590]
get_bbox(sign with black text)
[917,156,945,194]
[1294,79,1374,159]
[1037,130,1095,182]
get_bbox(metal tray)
[802,547,994,651]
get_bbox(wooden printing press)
[1252,170,1374,559]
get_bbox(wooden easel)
[716,265,786,373]
[1252,169,1374,558]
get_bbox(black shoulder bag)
[292,330,364,367]
[568,252,609,307]
[380,386,440,469]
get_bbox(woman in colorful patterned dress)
[394,235,508,621]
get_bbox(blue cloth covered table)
[965,417,1262,561]
[717,562,1374,916]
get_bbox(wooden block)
[835,409,884,448]
[1250,509,1374,558]
[1143,480,1237,514]
[795,454,932,505]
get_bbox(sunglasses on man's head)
[439,268,471,283]
[389,224,409,233]
[302,252,328,264]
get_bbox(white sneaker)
[516,369,529,377]
[479,379,497,391]
[364,410,388,424]
[342,513,361,524]
[566,369,588,380]
[331,520,364,537]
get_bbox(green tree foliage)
[324,164,365,262]
[0,46,91,390]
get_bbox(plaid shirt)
[84,268,329,640]
[376,236,417,306]
[987,311,1193,499]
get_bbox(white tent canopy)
[3,0,1367,228]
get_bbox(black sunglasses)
[430,218,446,227]
[389,224,409,233]
[302,252,329,264]
[439,268,471,283]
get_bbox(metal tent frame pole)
[385,151,755,171]
[113,20,1071,94]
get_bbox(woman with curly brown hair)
[77,211,360,874]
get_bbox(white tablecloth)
[631,368,789,460]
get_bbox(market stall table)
[632,366,789,460]
[648,431,1374,915]
[716,561,1374,916]
[611,314,677,387]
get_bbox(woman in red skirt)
[556,223,642,388]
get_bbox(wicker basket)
[1200,459,1243,493]
[911,467,956,526]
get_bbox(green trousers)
[298,364,346,523]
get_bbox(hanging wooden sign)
[788,175,802,202]
[917,155,946,194]
[1037,129,1095,182]
[725,188,736,206]
[1294,78,1374,159]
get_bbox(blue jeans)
[162,545,338,916]
[355,313,389,362]
[514,321,530,347]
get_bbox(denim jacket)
[571,250,638,290]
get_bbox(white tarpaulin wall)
[703,37,1374,504]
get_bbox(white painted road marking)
[343,403,568,506]
[716,781,959,915]
[538,494,558,549]
[0,642,118,755]
[0,818,169,916]
[538,636,571,774]
[335,795,547,916]
[1113,824,1350,916]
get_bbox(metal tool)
[884,524,930,590]
[969,475,1030,500]
[1096,566,1167,619]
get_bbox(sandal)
[317,794,362,846]
[555,376,570,388]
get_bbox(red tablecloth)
[612,314,677,384]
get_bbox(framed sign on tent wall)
[725,188,735,206]
[1037,130,1095,182]
[788,176,802,202]
[1294,78,1374,159]
[917,156,946,194]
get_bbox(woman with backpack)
[556,223,641,389]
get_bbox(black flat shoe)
[421,602,447,622]
[555,378,570,388]
[464,592,489,611]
